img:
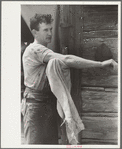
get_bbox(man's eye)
[44,29,48,32]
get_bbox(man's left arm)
[43,52,117,70]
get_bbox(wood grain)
[80,138,117,145]
[81,87,104,91]
[81,113,118,117]
[82,38,118,62]
[81,90,118,112]
[81,87,118,92]
[83,11,118,31]
[60,5,72,27]
[83,30,118,38]
[68,6,84,111]
[105,88,118,92]
[80,116,118,140]
[83,5,118,13]
[81,75,118,87]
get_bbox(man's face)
[36,22,53,45]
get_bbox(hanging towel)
[46,58,85,144]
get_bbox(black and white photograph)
[1,1,121,148]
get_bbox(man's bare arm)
[44,52,115,69]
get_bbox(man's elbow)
[64,55,74,67]
[44,53,74,67]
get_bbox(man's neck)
[34,39,47,47]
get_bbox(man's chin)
[46,39,51,43]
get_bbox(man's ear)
[31,29,37,37]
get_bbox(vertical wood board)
[68,6,84,111]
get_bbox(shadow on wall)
[95,43,113,62]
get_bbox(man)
[22,14,117,144]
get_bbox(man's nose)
[48,30,52,36]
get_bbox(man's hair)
[30,14,53,31]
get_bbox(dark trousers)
[23,96,58,144]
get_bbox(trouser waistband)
[24,87,55,99]
[26,98,52,103]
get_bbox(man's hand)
[101,59,118,73]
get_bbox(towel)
[46,58,85,144]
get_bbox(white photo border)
[1,1,121,148]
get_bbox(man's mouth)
[47,37,51,40]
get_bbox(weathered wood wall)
[80,5,118,145]
[59,5,118,145]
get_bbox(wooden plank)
[81,75,118,87]
[68,6,84,111]
[53,5,61,54]
[83,5,118,13]
[58,27,70,54]
[80,116,118,140]
[81,113,118,117]
[82,38,118,62]
[83,30,118,38]
[83,38,118,51]
[75,6,83,54]
[59,5,73,54]
[59,6,73,144]
[81,41,118,76]
[82,67,118,78]
[60,5,72,27]
[105,88,118,92]
[81,90,118,112]
[80,138,117,145]
[83,11,118,31]
[59,6,84,143]
[81,87,104,91]
[81,87,118,92]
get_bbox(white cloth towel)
[46,58,85,144]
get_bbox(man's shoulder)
[29,43,49,52]
[24,43,42,53]
[23,43,52,58]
